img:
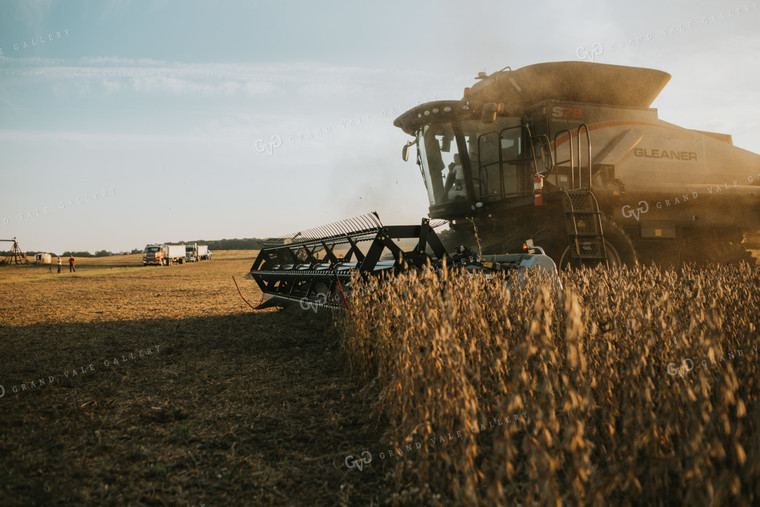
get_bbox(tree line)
[3,238,269,258]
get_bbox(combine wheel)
[537,215,637,269]
[598,215,637,267]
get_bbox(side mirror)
[402,140,414,162]
[441,136,451,153]
[531,136,554,176]
[481,103,499,124]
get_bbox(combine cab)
[395,61,760,266]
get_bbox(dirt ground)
[0,252,387,506]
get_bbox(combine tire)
[598,215,637,267]
[535,215,637,269]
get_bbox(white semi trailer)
[163,244,186,265]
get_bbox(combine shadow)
[0,310,386,505]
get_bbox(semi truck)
[185,244,211,262]
[143,244,163,266]
[143,244,186,266]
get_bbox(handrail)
[576,124,591,189]
[553,129,574,188]
[529,133,553,178]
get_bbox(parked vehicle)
[143,244,186,266]
[185,244,211,262]
[34,253,52,264]
[162,244,186,265]
[185,244,197,262]
[143,244,164,266]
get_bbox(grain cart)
[395,61,760,266]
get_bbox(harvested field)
[0,252,384,506]
[2,253,760,505]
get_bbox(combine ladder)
[562,190,608,266]
[553,124,608,266]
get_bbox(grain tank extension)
[395,61,760,266]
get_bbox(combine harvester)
[251,61,760,310]
[395,61,760,267]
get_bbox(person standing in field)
[57,256,62,274]
[69,255,76,272]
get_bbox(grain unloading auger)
[250,212,558,311]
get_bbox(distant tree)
[165,238,263,251]
[130,248,142,254]
[94,250,113,257]
[62,251,94,257]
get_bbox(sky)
[1,0,759,254]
